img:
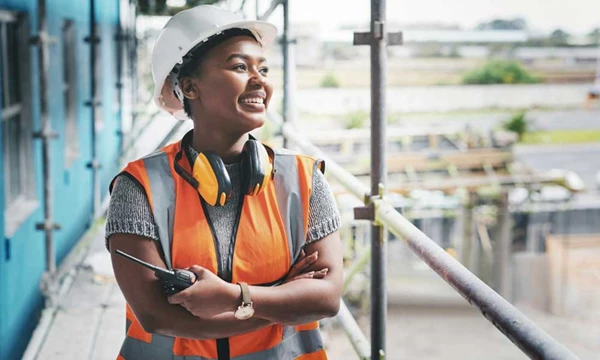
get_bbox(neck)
[190,126,248,164]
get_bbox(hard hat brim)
[153,20,278,120]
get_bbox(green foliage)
[320,72,341,88]
[549,29,570,46]
[462,60,540,85]
[476,18,527,30]
[343,110,369,129]
[502,112,529,140]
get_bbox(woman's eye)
[234,64,247,71]
[260,67,269,75]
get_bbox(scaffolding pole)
[369,0,387,357]
[349,1,402,357]
[85,0,101,217]
[33,0,60,279]
[281,0,290,148]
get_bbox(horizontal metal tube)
[281,123,369,200]
[335,300,371,360]
[283,122,580,360]
[374,199,580,360]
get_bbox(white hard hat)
[151,5,277,120]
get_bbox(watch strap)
[239,282,251,304]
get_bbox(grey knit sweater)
[105,150,341,279]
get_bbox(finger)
[290,271,315,281]
[168,293,184,305]
[312,268,329,279]
[292,251,319,272]
[167,288,191,305]
[187,265,205,278]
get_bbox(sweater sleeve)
[104,174,160,250]
[306,168,342,243]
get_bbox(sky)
[246,0,600,35]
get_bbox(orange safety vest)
[112,139,328,360]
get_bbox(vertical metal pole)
[494,190,512,300]
[36,0,55,274]
[370,0,387,358]
[116,1,124,154]
[461,191,477,269]
[281,0,290,148]
[89,0,100,216]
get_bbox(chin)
[240,114,266,131]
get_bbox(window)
[62,19,78,166]
[1,10,36,236]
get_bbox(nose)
[248,69,268,88]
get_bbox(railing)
[280,122,581,360]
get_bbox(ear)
[180,77,201,100]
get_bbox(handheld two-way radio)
[115,250,196,295]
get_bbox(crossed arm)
[109,231,343,340]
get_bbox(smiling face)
[181,35,273,138]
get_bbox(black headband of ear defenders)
[173,130,270,188]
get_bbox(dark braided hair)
[175,28,258,119]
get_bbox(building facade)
[0,1,136,358]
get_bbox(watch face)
[235,305,255,320]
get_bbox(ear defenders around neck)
[173,131,274,207]
[242,139,273,196]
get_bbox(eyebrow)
[225,53,267,63]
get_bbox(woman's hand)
[168,265,239,318]
[283,250,329,283]
[169,251,328,318]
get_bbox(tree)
[503,112,529,141]
[476,18,527,31]
[549,29,570,46]
[588,28,600,45]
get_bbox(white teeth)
[240,97,264,104]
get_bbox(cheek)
[264,83,275,107]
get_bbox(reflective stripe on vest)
[121,328,323,360]
[141,150,176,268]
[272,149,305,264]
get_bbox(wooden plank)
[37,307,102,359]
[91,285,126,360]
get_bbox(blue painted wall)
[0,25,5,359]
[0,1,131,359]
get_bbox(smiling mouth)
[239,97,265,105]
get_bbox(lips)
[238,91,267,106]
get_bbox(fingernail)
[320,268,329,273]
[312,251,319,259]
[308,271,315,277]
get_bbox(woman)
[106,5,343,360]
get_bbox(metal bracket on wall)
[35,221,61,231]
[29,32,57,45]
[353,21,403,46]
[84,99,102,108]
[86,159,102,170]
[114,33,129,42]
[32,130,59,140]
[83,35,101,44]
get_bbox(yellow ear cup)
[192,152,232,206]
[242,139,273,196]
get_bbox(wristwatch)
[234,282,255,320]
